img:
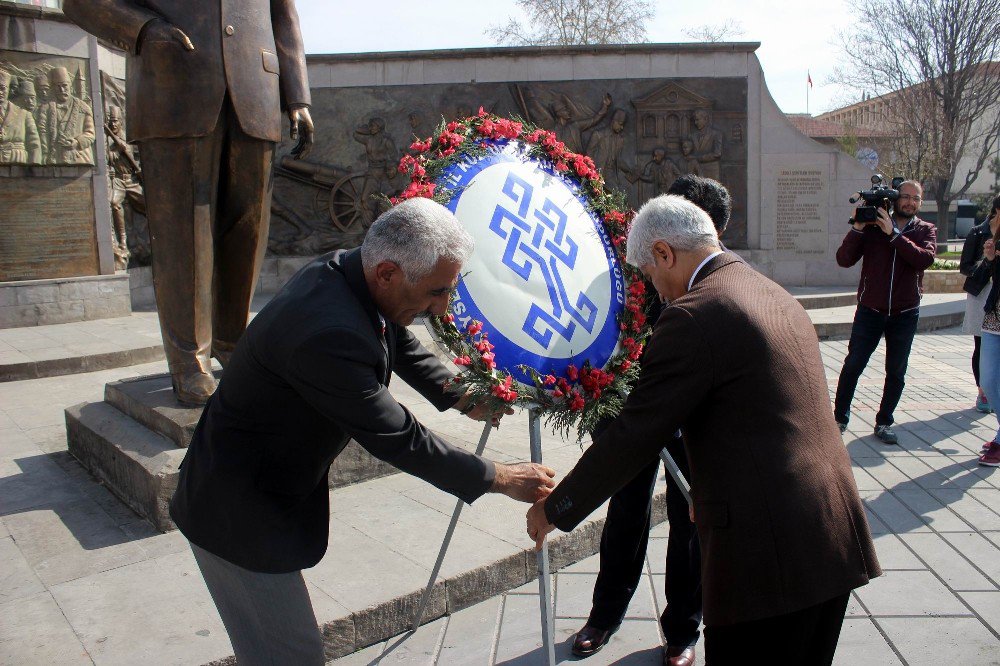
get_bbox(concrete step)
[65,371,444,530]
[809,293,966,340]
[786,287,858,310]
[0,308,164,381]
[4,288,970,381]
[65,400,183,533]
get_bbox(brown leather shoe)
[664,645,696,666]
[171,370,217,406]
[571,624,618,657]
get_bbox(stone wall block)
[423,59,476,85]
[15,284,59,305]
[36,300,86,325]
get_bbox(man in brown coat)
[62,0,314,404]
[528,195,881,664]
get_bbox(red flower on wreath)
[397,109,651,435]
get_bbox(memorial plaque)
[775,168,829,258]
[0,174,98,280]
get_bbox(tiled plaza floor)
[2,327,999,665]
[333,329,1000,665]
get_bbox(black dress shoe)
[571,624,618,658]
[664,645,695,666]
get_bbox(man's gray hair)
[625,194,720,268]
[361,197,474,281]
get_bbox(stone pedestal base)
[65,372,399,531]
[0,274,131,328]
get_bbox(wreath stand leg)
[658,447,692,507]
[411,422,493,631]
[410,413,557,665]
[529,407,557,666]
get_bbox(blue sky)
[295,0,853,115]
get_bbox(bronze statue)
[63,0,314,405]
[689,109,723,181]
[38,66,95,165]
[0,70,42,165]
[105,106,144,270]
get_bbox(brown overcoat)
[545,253,881,627]
[62,0,311,142]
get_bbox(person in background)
[833,181,936,444]
[960,198,999,414]
[976,198,1000,467]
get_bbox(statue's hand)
[142,18,194,51]
[289,107,314,160]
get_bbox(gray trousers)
[190,543,325,665]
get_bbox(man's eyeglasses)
[898,194,922,202]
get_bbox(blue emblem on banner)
[440,140,625,383]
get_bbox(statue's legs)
[211,109,274,367]
[138,97,273,404]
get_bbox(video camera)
[849,174,904,224]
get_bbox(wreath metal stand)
[411,408,557,665]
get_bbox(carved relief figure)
[38,67,95,164]
[689,108,723,180]
[513,85,611,154]
[586,108,629,191]
[353,116,397,223]
[636,147,681,196]
[0,70,42,164]
[680,139,702,177]
[105,106,145,270]
[33,72,51,106]
[407,109,428,141]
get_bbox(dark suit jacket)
[169,249,496,573]
[62,0,310,142]
[545,253,881,627]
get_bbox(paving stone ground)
[332,329,1000,665]
[2,322,1000,665]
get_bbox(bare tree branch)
[832,0,1000,233]
[681,20,745,43]
[485,0,656,46]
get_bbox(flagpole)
[807,70,810,115]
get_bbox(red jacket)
[836,217,937,315]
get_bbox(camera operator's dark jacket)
[836,217,937,315]
[960,222,995,295]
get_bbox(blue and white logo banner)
[440,140,625,383]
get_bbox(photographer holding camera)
[833,179,937,443]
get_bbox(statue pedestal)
[65,372,399,531]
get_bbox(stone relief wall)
[270,77,748,255]
[0,49,95,167]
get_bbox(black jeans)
[973,335,982,387]
[834,305,919,427]
[587,431,702,648]
[704,592,850,665]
